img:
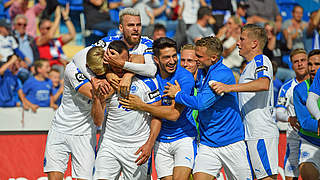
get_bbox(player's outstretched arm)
[135,116,162,166]
[119,96,184,121]
[210,77,270,94]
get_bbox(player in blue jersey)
[163,36,252,180]
[307,67,320,121]
[293,49,320,180]
[120,37,197,180]
[276,48,309,180]
[210,24,279,180]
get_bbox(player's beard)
[124,33,141,47]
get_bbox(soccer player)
[43,47,110,179]
[163,36,252,180]
[276,48,309,180]
[293,49,320,180]
[120,37,197,180]
[210,24,279,180]
[90,40,162,179]
[73,8,157,84]
[306,69,320,121]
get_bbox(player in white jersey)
[88,40,161,179]
[43,46,111,179]
[210,24,279,180]
[276,49,309,180]
[73,8,157,98]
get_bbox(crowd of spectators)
[0,0,319,116]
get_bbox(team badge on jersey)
[75,72,86,82]
[130,85,138,93]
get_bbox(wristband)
[64,18,70,22]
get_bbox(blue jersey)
[273,78,283,106]
[156,65,197,142]
[23,76,53,107]
[175,59,245,147]
[293,79,320,146]
[0,69,22,107]
[52,85,62,106]
[310,70,320,96]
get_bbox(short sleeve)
[65,63,90,91]
[254,55,272,80]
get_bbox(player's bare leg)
[193,172,215,180]
[173,166,192,180]
[285,176,298,180]
[47,171,64,180]
[299,162,319,180]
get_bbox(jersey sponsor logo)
[130,85,138,93]
[93,39,107,47]
[75,72,86,82]
[255,65,268,74]
[148,89,160,99]
[277,97,287,106]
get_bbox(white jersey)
[101,75,161,147]
[238,54,279,140]
[51,61,95,135]
[276,78,300,139]
[73,35,155,80]
[0,35,18,62]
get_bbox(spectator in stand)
[178,0,199,28]
[210,0,233,34]
[246,0,282,33]
[36,5,75,78]
[304,9,320,53]
[282,5,307,50]
[0,0,14,21]
[13,15,39,66]
[0,19,31,66]
[83,0,118,35]
[9,0,46,38]
[187,6,215,44]
[48,68,63,107]
[263,21,295,82]
[0,54,28,108]
[23,59,55,113]
[216,15,243,70]
[235,0,249,25]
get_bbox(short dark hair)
[108,40,129,56]
[308,49,320,59]
[38,18,50,28]
[154,23,166,34]
[292,5,303,13]
[153,37,177,58]
[197,7,212,20]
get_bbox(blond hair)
[242,24,267,50]
[290,48,307,62]
[86,46,107,75]
[195,36,223,59]
[180,44,196,54]
[119,8,140,25]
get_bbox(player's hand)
[119,73,133,99]
[135,141,153,166]
[98,79,112,95]
[106,72,120,91]
[209,81,231,95]
[119,94,144,110]
[163,80,181,99]
[50,103,58,110]
[288,116,301,131]
[30,103,39,113]
[104,48,125,68]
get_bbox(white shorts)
[94,139,149,180]
[284,137,301,177]
[43,129,96,179]
[299,138,320,174]
[246,138,279,179]
[154,137,196,179]
[193,141,252,179]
